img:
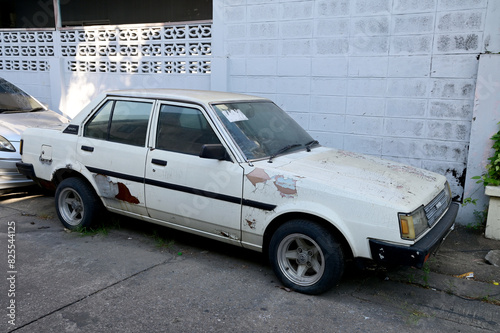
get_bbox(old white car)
[17,89,458,294]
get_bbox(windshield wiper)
[268,144,301,163]
[305,140,319,152]
[29,107,45,112]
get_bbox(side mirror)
[199,144,231,161]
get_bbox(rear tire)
[269,220,344,295]
[55,178,100,230]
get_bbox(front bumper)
[369,202,459,268]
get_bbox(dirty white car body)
[0,78,69,193]
[17,89,458,294]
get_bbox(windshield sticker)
[221,108,248,122]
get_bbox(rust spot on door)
[115,182,140,204]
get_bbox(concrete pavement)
[1,189,499,332]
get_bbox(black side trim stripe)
[85,166,277,211]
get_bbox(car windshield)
[0,78,44,113]
[212,101,316,160]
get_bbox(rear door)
[77,97,154,216]
[144,101,244,242]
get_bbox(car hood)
[0,110,69,140]
[255,147,446,210]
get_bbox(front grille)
[424,189,450,227]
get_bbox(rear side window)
[156,104,220,155]
[84,100,152,147]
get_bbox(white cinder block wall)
[218,0,497,224]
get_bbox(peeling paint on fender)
[246,168,271,186]
[94,174,140,204]
[273,175,297,198]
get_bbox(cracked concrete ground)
[1,189,499,332]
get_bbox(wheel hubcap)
[277,233,325,287]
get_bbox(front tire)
[55,177,100,230]
[269,220,344,295]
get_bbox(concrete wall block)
[311,78,348,96]
[315,19,350,37]
[388,56,431,77]
[438,0,487,11]
[225,0,246,5]
[349,56,388,77]
[280,21,314,39]
[310,131,344,149]
[248,23,278,39]
[434,33,482,53]
[278,57,312,77]
[393,0,437,13]
[224,6,246,23]
[345,115,384,135]
[310,96,347,114]
[282,40,313,56]
[280,2,314,20]
[247,41,278,56]
[392,14,435,35]
[431,54,479,78]
[246,76,277,93]
[228,58,246,76]
[429,99,474,120]
[390,35,433,55]
[311,57,349,77]
[315,38,350,55]
[437,10,484,32]
[385,118,425,138]
[309,114,345,132]
[246,58,278,76]
[382,137,420,158]
[353,0,391,16]
[430,79,476,99]
[348,78,387,97]
[228,76,247,92]
[276,94,311,113]
[426,120,471,141]
[344,135,383,154]
[387,78,429,97]
[346,97,386,116]
[417,140,468,162]
[248,4,279,22]
[227,42,247,56]
[351,16,390,36]
[386,98,427,117]
[316,0,350,17]
[225,25,246,40]
[349,36,389,55]
[277,77,311,94]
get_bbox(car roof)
[105,89,269,104]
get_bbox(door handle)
[81,145,94,152]
[152,159,167,166]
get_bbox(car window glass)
[84,100,113,140]
[0,78,43,112]
[156,104,220,155]
[84,100,153,147]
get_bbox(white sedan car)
[17,89,458,294]
[0,78,68,194]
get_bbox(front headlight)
[399,206,428,240]
[0,135,16,152]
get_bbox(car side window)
[156,104,220,155]
[84,100,153,147]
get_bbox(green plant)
[472,122,500,187]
